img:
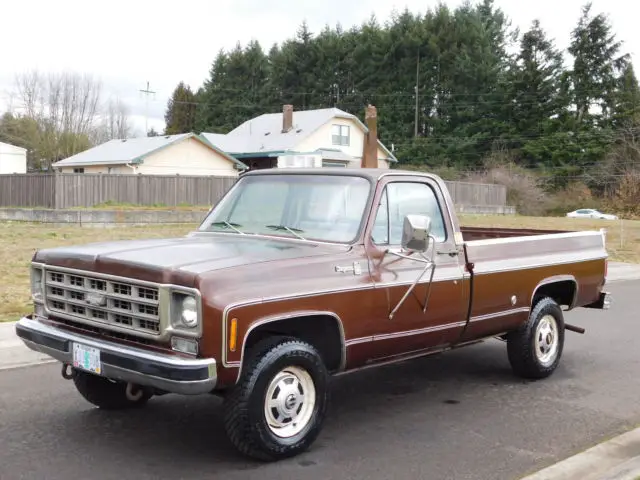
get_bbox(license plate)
[72,343,102,374]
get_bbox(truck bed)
[460,226,571,241]
[458,227,608,341]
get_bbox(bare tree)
[93,96,133,142]
[11,69,134,167]
[590,123,640,197]
[14,70,45,119]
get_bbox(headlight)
[31,267,44,303]
[171,292,199,330]
[180,295,198,328]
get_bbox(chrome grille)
[44,268,161,335]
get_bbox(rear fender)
[530,275,578,310]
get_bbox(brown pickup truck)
[15,168,610,461]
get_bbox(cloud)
[1,0,637,136]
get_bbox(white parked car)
[566,208,618,220]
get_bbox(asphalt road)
[1,281,639,480]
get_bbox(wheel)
[222,337,329,461]
[72,370,152,410]
[506,297,565,379]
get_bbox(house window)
[322,161,347,168]
[73,168,85,173]
[332,124,350,146]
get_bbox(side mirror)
[401,214,432,252]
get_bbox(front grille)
[44,268,161,336]
[53,317,155,346]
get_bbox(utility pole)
[414,52,420,138]
[139,81,156,136]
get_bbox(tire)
[72,370,152,410]
[506,296,565,379]
[222,337,330,462]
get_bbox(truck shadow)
[56,339,569,473]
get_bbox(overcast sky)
[1,0,637,135]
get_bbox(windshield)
[199,174,372,243]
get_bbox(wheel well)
[532,280,577,309]
[244,315,344,373]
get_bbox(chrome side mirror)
[401,214,432,252]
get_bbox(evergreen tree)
[568,3,630,126]
[507,19,567,167]
[189,0,633,190]
[164,82,196,134]
[611,63,640,127]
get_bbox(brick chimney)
[282,104,293,133]
[361,105,378,168]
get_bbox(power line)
[139,81,156,135]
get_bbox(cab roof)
[241,167,434,181]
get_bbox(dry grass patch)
[459,214,640,263]
[0,222,196,322]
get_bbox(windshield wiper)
[265,224,307,240]
[208,221,246,235]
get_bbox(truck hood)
[33,232,348,287]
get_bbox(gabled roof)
[315,148,357,162]
[0,141,27,154]
[199,107,397,162]
[53,132,248,170]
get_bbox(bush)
[544,182,599,217]
[464,162,549,216]
[603,170,640,218]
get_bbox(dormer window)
[332,124,350,146]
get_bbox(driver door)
[364,176,467,361]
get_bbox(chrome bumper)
[15,316,217,395]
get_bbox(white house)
[0,141,27,174]
[53,133,247,176]
[200,105,397,170]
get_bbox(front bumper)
[15,316,217,395]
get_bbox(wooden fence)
[0,173,507,209]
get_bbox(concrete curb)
[0,321,56,370]
[520,427,640,480]
[607,262,640,284]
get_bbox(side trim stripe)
[221,255,599,366]
[468,307,530,323]
[345,307,530,347]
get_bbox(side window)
[372,182,447,245]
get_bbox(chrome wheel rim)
[535,314,559,366]
[264,366,316,438]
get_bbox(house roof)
[0,141,28,154]
[315,149,357,162]
[53,132,248,170]
[199,107,397,162]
